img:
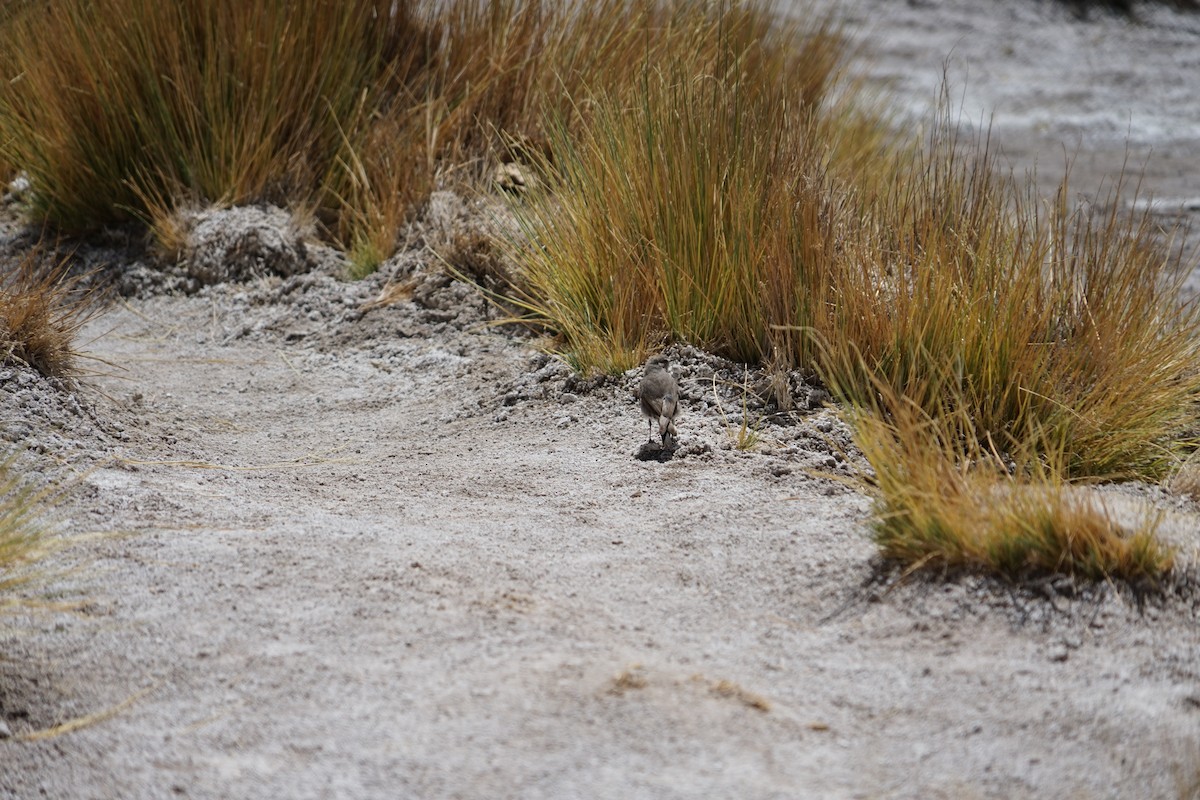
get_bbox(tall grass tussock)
[0,0,433,259]
[498,8,869,373]
[851,392,1176,585]
[1,251,96,380]
[0,0,780,272]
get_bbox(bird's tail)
[658,395,677,444]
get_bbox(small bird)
[639,354,680,449]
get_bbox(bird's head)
[646,354,670,371]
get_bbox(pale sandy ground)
[3,1,1200,799]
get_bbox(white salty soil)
[3,1,1200,798]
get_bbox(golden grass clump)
[0,0,430,234]
[1,252,96,380]
[0,0,800,273]
[853,400,1175,585]
[499,6,862,373]
[819,124,1200,481]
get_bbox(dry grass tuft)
[435,228,518,297]
[498,5,859,374]
[1,250,98,381]
[852,398,1175,585]
[0,0,792,272]
[818,121,1200,481]
[0,0,430,233]
[709,372,765,451]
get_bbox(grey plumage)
[639,354,679,448]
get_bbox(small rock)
[806,388,832,409]
[0,719,12,739]
[1048,646,1069,663]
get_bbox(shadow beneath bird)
[635,441,676,462]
